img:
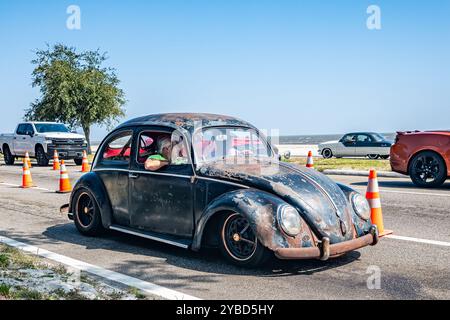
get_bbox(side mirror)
[283,151,291,160]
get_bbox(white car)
[318,132,392,159]
[0,122,88,166]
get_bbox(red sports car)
[390,131,450,187]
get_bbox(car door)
[94,129,133,226]
[23,124,36,156]
[129,126,194,238]
[338,134,356,157]
[354,134,373,156]
[14,124,31,156]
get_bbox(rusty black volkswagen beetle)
[63,113,378,267]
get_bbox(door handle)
[129,173,139,179]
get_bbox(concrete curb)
[323,169,407,178]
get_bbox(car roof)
[344,132,380,136]
[117,113,255,133]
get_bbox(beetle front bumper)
[274,226,379,261]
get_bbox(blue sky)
[0,0,449,140]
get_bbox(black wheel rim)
[76,193,95,227]
[37,149,45,163]
[223,214,257,261]
[413,155,441,184]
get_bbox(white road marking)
[386,235,450,247]
[0,236,200,300]
[0,182,51,192]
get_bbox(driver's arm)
[144,155,169,171]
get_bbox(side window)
[136,130,190,166]
[343,134,355,142]
[24,124,34,135]
[16,124,26,135]
[101,131,133,163]
[357,134,371,143]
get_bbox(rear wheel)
[74,158,83,166]
[3,145,15,165]
[73,189,104,236]
[36,145,49,166]
[219,212,271,268]
[367,154,380,160]
[380,155,390,160]
[409,151,447,188]
[322,148,333,159]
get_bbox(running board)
[109,225,190,249]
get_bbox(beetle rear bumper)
[274,226,378,261]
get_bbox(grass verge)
[286,157,391,172]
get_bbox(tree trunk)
[82,124,92,155]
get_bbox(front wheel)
[36,146,49,166]
[409,151,447,188]
[3,145,15,165]
[219,212,271,268]
[74,158,83,166]
[367,154,380,160]
[322,148,333,159]
[73,189,104,236]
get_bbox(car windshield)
[193,127,273,165]
[34,124,70,133]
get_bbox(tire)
[74,158,83,166]
[73,189,104,236]
[218,212,271,268]
[367,154,380,160]
[3,145,15,165]
[322,148,333,159]
[409,151,447,188]
[380,155,390,160]
[35,145,49,166]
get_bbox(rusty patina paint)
[198,159,359,244]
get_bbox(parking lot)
[0,163,449,300]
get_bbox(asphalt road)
[0,162,449,300]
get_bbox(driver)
[144,136,171,171]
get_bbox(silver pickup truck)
[0,122,88,166]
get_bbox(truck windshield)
[34,124,70,133]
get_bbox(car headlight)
[277,205,302,237]
[351,193,371,221]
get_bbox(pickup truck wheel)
[219,212,271,268]
[409,151,447,188]
[74,158,83,166]
[36,146,49,166]
[3,145,15,165]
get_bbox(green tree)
[25,44,126,152]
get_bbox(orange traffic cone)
[24,151,32,168]
[52,150,60,171]
[21,160,34,188]
[366,169,393,237]
[306,151,314,168]
[57,160,72,193]
[80,150,90,173]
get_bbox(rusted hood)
[197,160,355,243]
